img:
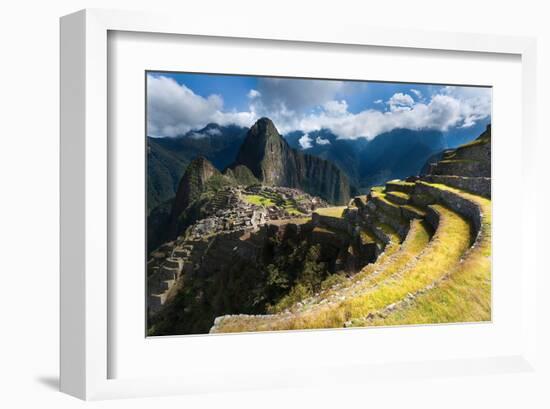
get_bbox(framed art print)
[60,9,539,400]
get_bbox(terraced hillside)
[210,128,492,333]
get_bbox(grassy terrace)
[341,219,431,297]
[386,191,409,201]
[211,183,491,333]
[371,191,399,207]
[243,194,276,207]
[386,180,415,187]
[359,228,378,244]
[457,137,489,149]
[367,185,491,325]
[373,190,426,220]
[268,217,311,226]
[401,204,427,218]
[243,193,305,216]
[213,212,457,332]
[315,206,347,218]
[438,159,475,164]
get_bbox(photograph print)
[146,72,492,336]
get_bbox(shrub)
[320,273,347,291]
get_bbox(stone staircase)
[148,240,202,314]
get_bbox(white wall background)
[1,0,548,408]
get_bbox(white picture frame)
[60,8,539,400]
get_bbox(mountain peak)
[189,155,211,167]
[170,156,220,227]
[230,118,351,204]
[248,117,279,140]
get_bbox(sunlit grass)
[360,228,377,244]
[243,194,276,207]
[386,180,415,188]
[386,191,410,201]
[212,183,492,334]
[316,206,346,218]
[368,187,491,325]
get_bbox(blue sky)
[147,71,491,145]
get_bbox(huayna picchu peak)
[230,117,351,205]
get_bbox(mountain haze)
[285,128,445,191]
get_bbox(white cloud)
[374,99,384,104]
[188,132,207,139]
[298,133,313,149]
[147,75,256,136]
[323,100,348,116]
[255,78,347,113]
[316,136,331,145]
[276,90,486,139]
[440,86,492,128]
[205,127,222,136]
[148,74,491,140]
[387,93,415,112]
[247,89,261,99]
[410,89,423,99]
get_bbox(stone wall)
[312,213,352,234]
[413,182,482,239]
[422,175,491,198]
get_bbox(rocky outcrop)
[230,118,351,204]
[170,156,221,226]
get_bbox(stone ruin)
[147,184,329,315]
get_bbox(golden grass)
[367,187,491,325]
[212,183,492,334]
[371,191,400,209]
[386,191,410,200]
[387,180,415,187]
[214,216,450,333]
[315,206,347,218]
[346,220,431,293]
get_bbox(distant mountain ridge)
[284,128,446,191]
[147,123,248,211]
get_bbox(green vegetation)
[386,191,409,200]
[386,180,415,188]
[458,135,490,149]
[243,192,306,216]
[369,188,491,325]
[438,159,475,164]
[324,220,430,300]
[243,194,276,207]
[213,202,471,332]
[359,228,377,245]
[227,165,260,186]
[315,206,346,218]
[264,242,334,314]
